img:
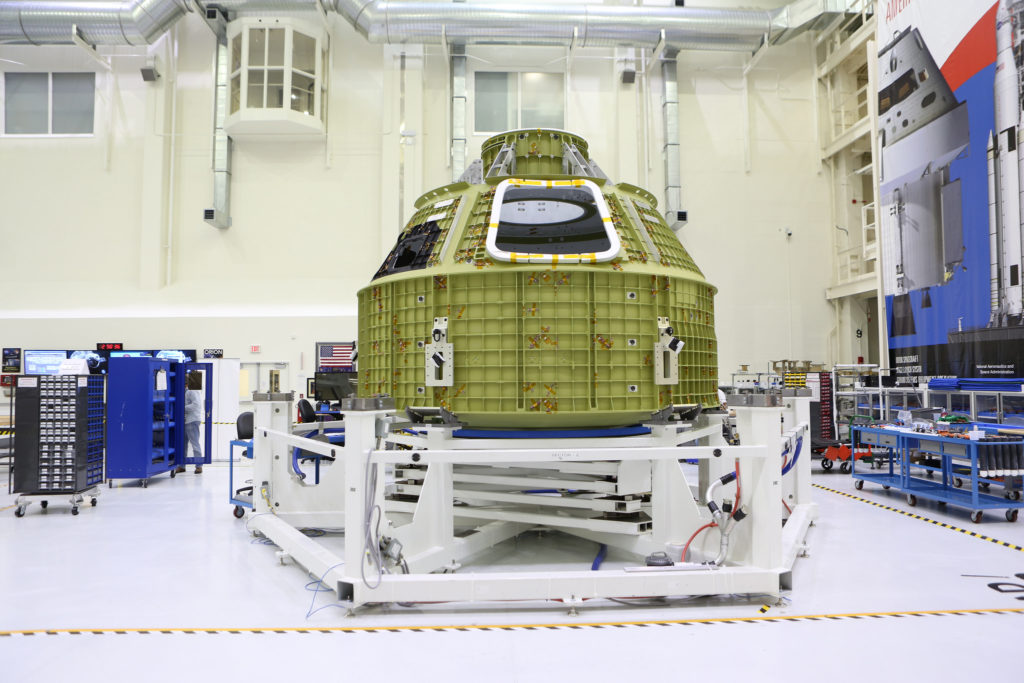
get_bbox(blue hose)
[291,428,346,480]
[591,543,607,570]
[781,436,803,476]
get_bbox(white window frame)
[1,71,96,138]
[472,70,567,135]
[485,178,621,264]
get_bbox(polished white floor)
[2,461,1023,681]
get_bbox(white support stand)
[247,396,816,612]
[732,398,818,584]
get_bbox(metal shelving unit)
[11,374,104,516]
[924,389,1024,424]
[833,364,880,442]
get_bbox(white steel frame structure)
[246,393,816,612]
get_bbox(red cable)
[685,464,742,562]
[731,463,741,519]
[681,521,716,562]
[781,498,792,514]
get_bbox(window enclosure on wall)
[225,17,328,139]
[474,71,564,133]
[3,72,95,136]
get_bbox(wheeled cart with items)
[10,374,105,517]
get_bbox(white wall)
[676,41,832,377]
[0,1,832,401]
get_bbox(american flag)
[318,343,355,371]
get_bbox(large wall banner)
[877,0,1024,384]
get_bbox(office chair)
[233,411,254,503]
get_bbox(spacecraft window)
[373,221,442,279]
[878,69,918,116]
[496,188,608,255]
[486,180,620,262]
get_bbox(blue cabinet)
[106,357,179,486]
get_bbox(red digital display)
[96,343,124,351]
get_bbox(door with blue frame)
[175,362,213,466]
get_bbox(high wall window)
[3,72,95,135]
[474,71,564,133]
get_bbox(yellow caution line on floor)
[1,607,1022,637]
[812,483,1024,552]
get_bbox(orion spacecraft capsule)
[357,129,718,428]
[987,0,1024,326]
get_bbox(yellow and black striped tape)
[0,428,13,435]
[0,607,1020,637]
[813,483,1024,552]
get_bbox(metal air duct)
[0,0,193,45]
[1,1,852,52]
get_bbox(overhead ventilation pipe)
[661,48,683,229]
[0,0,193,45]
[205,18,232,229]
[1,1,852,55]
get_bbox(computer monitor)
[110,350,153,358]
[315,371,357,402]
[68,350,109,375]
[23,350,68,375]
[154,349,196,363]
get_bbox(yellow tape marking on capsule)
[602,217,612,222]
[551,255,559,265]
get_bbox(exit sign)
[250,345,261,354]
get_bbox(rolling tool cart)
[851,425,1024,523]
[11,374,105,517]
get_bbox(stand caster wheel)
[14,506,25,518]
[953,478,963,489]
[90,498,97,507]
[170,470,176,478]
[108,480,113,489]
[40,500,48,509]
[882,485,890,490]
[71,506,79,516]
[1007,491,1021,501]
[840,461,851,474]
[142,480,148,489]
[1007,509,1019,523]
[906,494,917,507]
[854,479,864,490]
[981,482,991,491]
[233,506,245,519]
[971,510,983,523]
[821,458,834,472]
